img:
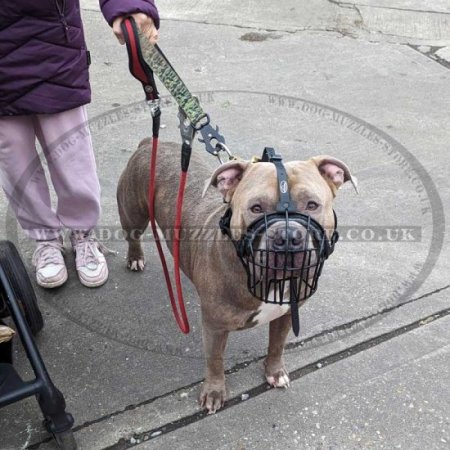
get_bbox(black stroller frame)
[0,241,76,449]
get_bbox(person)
[0,0,159,288]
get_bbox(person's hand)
[112,13,158,45]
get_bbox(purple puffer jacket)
[0,0,159,116]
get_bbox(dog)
[117,139,357,413]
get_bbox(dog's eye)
[306,201,319,211]
[250,204,263,214]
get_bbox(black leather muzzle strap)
[262,147,296,213]
[262,147,301,335]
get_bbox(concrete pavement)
[0,1,449,449]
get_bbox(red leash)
[148,137,190,334]
[122,18,190,334]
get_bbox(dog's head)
[205,155,357,239]
[204,155,357,300]
[204,155,357,287]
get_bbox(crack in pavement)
[26,284,450,449]
[124,15,350,38]
[82,7,354,42]
[409,44,450,70]
[82,7,329,34]
[284,284,450,354]
[83,4,450,44]
[83,6,450,44]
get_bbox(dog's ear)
[203,160,250,201]
[311,155,358,196]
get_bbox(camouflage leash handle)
[135,26,233,163]
[136,29,206,127]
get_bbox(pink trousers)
[0,106,101,240]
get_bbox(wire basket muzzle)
[235,212,335,305]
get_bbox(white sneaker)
[32,238,68,288]
[70,230,109,288]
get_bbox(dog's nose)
[270,227,304,251]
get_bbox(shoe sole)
[77,266,108,288]
[36,270,68,289]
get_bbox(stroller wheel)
[0,241,44,335]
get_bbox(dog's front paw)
[199,381,227,414]
[127,257,145,271]
[264,359,291,388]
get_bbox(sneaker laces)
[71,231,115,267]
[32,240,65,269]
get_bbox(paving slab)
[0,1,449,449]
[144,314,450,450]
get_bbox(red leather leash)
[121,17,190,334]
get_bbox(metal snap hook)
[214,142,235,164]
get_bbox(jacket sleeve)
[99,0,160,28]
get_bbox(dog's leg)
[264,313,291,388]
[199,323,229,414]
[124,218,148,271]
[117,181,148,271]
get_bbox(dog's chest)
[253,302,291,326]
